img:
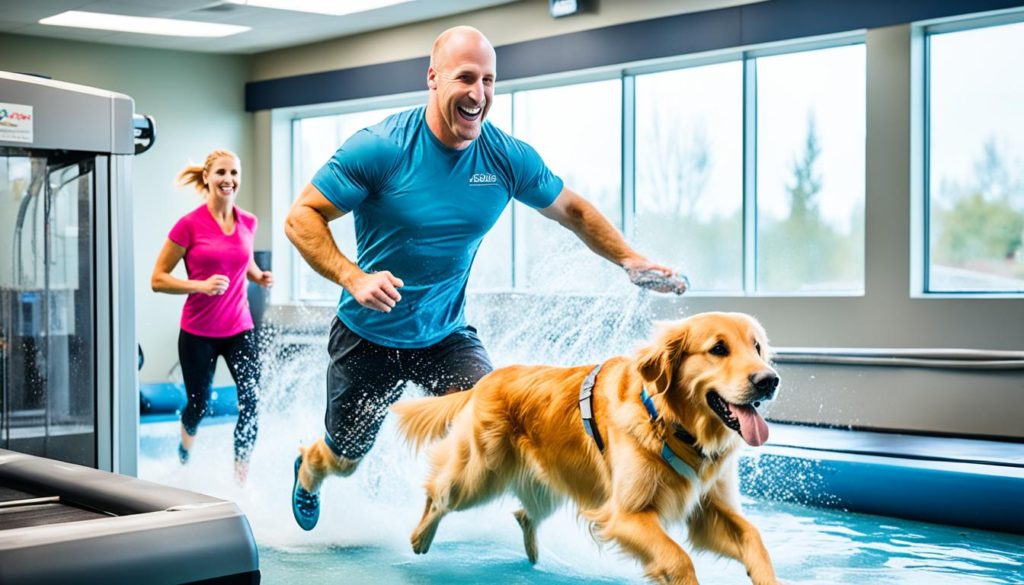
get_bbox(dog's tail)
[391,389,475,452]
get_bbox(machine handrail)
[774,347,1024,370]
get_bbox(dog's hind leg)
[512,510,538,564]
[411,434,503,555]
[410,447,460,555]
[512,479,559,564]
[411,494,446,555]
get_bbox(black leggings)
[178,329,261,462]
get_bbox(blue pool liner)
[739,446,1023,535]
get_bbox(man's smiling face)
[427,29,496,150]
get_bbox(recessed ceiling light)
[39,10,251,37]
[225,0,414,17]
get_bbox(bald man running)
[286,26,680,531]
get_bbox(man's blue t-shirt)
[312,107,564,348]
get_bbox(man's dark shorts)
[324,317,493,460]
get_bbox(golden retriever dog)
[391,311,781,584]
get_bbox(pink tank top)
[168,204,257,338]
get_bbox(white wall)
[0,34,253,386]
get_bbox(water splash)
[740,451,843,508]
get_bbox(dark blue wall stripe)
[247,56,429,111]
[246,0,1024,111]
[495,6,740,81]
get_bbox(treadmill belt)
[1,502,111,530]
[0,486,39,502]
[0,484,114,531]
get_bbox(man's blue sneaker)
[292,455,320,531]
[178,443,189,465]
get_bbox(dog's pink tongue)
[728,403,769,446]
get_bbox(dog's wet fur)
[392,311,781,584]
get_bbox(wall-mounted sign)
[0,102,33,143]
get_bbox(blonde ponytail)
[177,149,239,193]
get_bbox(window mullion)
[742,56,758,294]
[510,91,518,289]
[622,73,636,240]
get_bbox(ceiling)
[0,0,519,54]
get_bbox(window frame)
[919,11,1024,298]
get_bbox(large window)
[635,61,744,292]
[286,42,867,300]
[512,79,622,292]
[756,45,866,293]
[927,21,1024,293]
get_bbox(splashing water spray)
[139,251,716,581]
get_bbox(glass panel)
[512,79,622,292]
[293,106,404,302]
[468,93,514,291]
[635,61,744,292]
[756,45,866,293]
[1,155,95,466]
[0,157,39,450]
[928,22,1024,293]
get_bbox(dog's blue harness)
[578,364,605,451]
[641,387,703,484]
[579,364,704,484]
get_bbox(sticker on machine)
[0,102,33,143]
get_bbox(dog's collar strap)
[641,386,703,483]
[671,425,705,458]
[579,364,605,452]
[660,444,701,484]
[640,386,660,421]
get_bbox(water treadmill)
[0,71,259,583]
[0,448,258,584]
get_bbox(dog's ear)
[747,315,775,363]
[636,322,688,395]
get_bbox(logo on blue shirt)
[469,172,498,186]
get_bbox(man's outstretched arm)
[538,187,688,293]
